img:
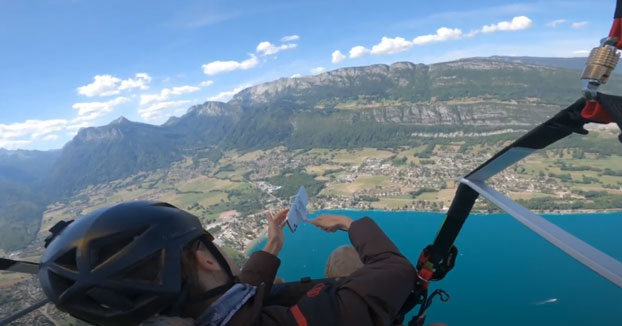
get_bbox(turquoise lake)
[251,210,622,326]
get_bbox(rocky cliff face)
[222,58,607,127]
[44,57,622,195]
[186,101,232,117]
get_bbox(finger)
[276,209,289,220]
[310,216,324,226]
[276,209,288,225]
[266,211,275,223]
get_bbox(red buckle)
[419,268,434,281]
[582,100,613,123]
[417,268,434,290]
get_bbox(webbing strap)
[596,93,622,142]
[581,93,622,136]
[611,0,622,48]
[581,0,622,128]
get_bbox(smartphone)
[286,186,308,233]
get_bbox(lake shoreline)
[242,208,622,254]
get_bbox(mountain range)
[2,55,621,251]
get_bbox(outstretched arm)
[238,210,288,294]
[255,215,415,326]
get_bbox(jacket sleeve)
[239,250,281,296]
[252,217,416,326]
[338,217,416,325]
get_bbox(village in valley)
[2,127,622,325]
[22,127,622,255]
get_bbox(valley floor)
[2,128,622,325]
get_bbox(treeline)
[267,169,325,199]
[517,193,622,210]
[409,188,437,198]
[206,187,266,217]
[0,178,46,251]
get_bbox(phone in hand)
[286,186,308,233]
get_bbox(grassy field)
[0,271,28,287]
[322,175,398,196]
[305,164,343,176]
[31,132,622,244]
[332,148,394,165]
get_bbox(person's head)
[39,201,238,326]
[178,236,240,317]
[324,245,363,278]
[181,238,240,293]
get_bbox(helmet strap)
[163,234,240,316]
[185,235,239,305]
[198,235,236,282]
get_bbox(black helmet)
[39,201,208,326]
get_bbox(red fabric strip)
[290,305,308,326]
[582,100,614,123]
[609,18,622,49]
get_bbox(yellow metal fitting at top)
[582,45,620,84]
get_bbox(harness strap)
[582,93,622,142]
[581,0,622,125]
[610,0,622,48]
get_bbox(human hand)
[310,214,353,232]
[263,209,288,256]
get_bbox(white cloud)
[43,134,59,141]
[310,67,326,74]
[77,73,152,97]
[290,73,302,78]
[331,50,346,64]
[77,75,121,97]
[118,73,152,91]
[140,85,203,105]
[171,85,201,94]
[208,84,251,102]
[72,97,130,122]
[334,16,534,62]
[66,121,90,133]
[349,45,370,59]
[371,36,413,55]
[481,16,532,33]
[572,21,588,29]
[281,35,300,42]
[203,36,299,75]
[0,119,68,149]
[137,81,213,122]
[413,27,463,45]
[202,55,259,75]
[573,50,590,55]
[139,100,192,121]
[547,19,567,28]
[0,139,32,150]
[256,41,297,56]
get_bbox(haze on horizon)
[0,0,616,151]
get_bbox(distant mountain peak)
[109,116,131,125]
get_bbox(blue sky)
[0,0,617,150]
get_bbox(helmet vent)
[112,249,165,285]
[55,247,78,271]
[48,270,76,296]
[89,226,149,270]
